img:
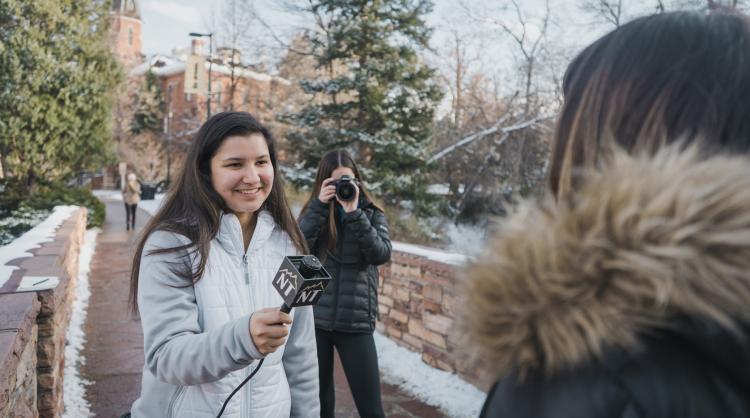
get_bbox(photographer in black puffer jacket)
[298,149,391,418]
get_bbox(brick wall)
[0,208,87,417]
[377,250,488,389]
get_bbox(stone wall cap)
[0,206,81,290]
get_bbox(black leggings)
[125,203,137,227]
[316,329,385,418]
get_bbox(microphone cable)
[215,358,265,418]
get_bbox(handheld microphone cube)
[272,255,331,313]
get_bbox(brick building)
[129,42,290,141]
[110,0,143,68]
[108,0,291,187]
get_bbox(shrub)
[25,182,106,228]
[0,179,105,245]
[0,204,51,246]
[0,178,25,218]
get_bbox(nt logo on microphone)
[294,281,325,304]
[274,268,299,297]
[272,256,331,309]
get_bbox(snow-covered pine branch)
[428,114,552,163]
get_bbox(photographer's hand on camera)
[318,178,337,204]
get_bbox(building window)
[128,27,133,46]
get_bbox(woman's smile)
[235,186,263,196]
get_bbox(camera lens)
[336,182,356,201]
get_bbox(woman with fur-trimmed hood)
[464,10,750,418]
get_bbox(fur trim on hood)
[463,146,750,379]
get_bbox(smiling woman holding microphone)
[298,149,392,418]
[128,112,319,418]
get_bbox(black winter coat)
[299,198,391,333]
[463,149,750,418]
[480,320,750,417]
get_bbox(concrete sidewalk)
[80,199,447,417]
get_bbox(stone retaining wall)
[377,250,487,389]
[0,208,87,418]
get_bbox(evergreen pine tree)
[282,0,442,209]
[0,0,122,191]
[130,70,164,135]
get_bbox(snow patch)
[374,332,485,418]
[440,222,488,257]
[62,228,100,418]
[391,241,468,266]
[0,206,79,288]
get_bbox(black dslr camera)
[332,175,358,202]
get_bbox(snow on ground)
[392,241,468,266]
[62,228,100,418]
[0,206,79,288]
[440,222,488,257]
[374,331,485,418]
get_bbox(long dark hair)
[548,10,750,198]
[298,149,383,257]
[129,112,307,315]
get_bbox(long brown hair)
[298,149,383,257]
[548,10,750,198]
[129,112,307,315]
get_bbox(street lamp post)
[164,84,173,187]
[188,32,213,119]
[165,110,172,185]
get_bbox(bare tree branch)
[580,0,624,27]
[428,115,552,163]
[253,8,314,57]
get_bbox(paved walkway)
[81,198,447,417]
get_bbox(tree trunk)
[25,168,37,197]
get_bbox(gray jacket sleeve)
[283,305,321,417]
[137,231,263,386]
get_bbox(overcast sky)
[139,1,612,93]
[139,0,221,55]
[138,0,597,55]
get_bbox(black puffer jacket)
[464,148,750,418]
[299,197,391,333]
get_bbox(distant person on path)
[122,172,141,231]
[463,10,750,418]
[298,149,391,418]
[128,112,319,417]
